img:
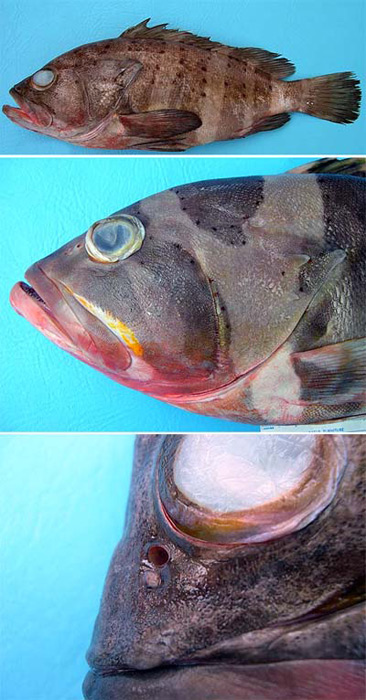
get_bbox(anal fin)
[249,113,290,135]
[292,338,366,406]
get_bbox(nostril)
[147,543,170,567]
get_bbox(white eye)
[159,435,347,545]
[174,435,315,512]
[85,215,145,263]
[32,69,55,89]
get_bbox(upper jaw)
[2,87,53,130]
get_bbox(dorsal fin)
[287,158,366,177]
[119,19,295,78]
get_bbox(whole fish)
[10,158,366,426]
[2,19,361,151]
[83,434,366,700]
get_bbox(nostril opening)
[147,544,169,567]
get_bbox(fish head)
[3,41,141,141]
[10,196,230,396]
[85,434,365,681]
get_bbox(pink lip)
[3,88,52,129]
[10,264,131,374]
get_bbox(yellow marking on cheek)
[73,292,143,356]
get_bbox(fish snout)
[87,626,180,672]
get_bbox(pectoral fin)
[292,338,366,405]
[119,110,202,139]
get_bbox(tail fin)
[296,72,361,123]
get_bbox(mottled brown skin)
[84,435,365,699]
[3,20,361,151]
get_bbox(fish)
[10,158,366,426]
[2,19,361,152]
[83,433,366,699]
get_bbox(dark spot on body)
[177,72,183,79]
[155,64,160,70]
[212,227,217,231]
[179,58,185,65]
[105,43,111,49]
[201,92,206,97]
[149,235,153,240]
[281,271,285,276]
[242,240,246,245]
[224,81,229,87]
[299,286,304,292]
[196,219,200,225]
[201,66,207,72]
[202,77,207,84]
[190,259,195,264]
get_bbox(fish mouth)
[83,660,365,700]
[10,264,131,374]
[3,88,53,129]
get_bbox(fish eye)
[158,435,346,545]
[31,69,56,89]
[85,215,145,263]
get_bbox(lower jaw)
[83,660,365,700]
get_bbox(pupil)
[93,221,131,253]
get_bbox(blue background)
[1,156,314,432]
[0,433,135,700]
[0,0,365,155]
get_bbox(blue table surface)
[0,433,135,700]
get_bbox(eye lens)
[32,69,55,88]
[174,435,315,513]
[85,215,145,263]
[147,544,169,567]
[93,221,132,254]
[159,435,347,545]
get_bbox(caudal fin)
[296,72,361,124]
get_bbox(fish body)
[83,434,366,699]
[10,159,366,425]
[3,20,361,151]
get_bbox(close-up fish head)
[10,185,240,397]
[83,434,365,699]
[9,161,366,424]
